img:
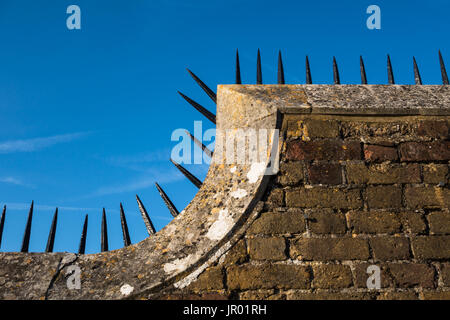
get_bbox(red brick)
[399,141,450,162]
[364,144,398,162]
[307,163,342,185]
[287,139,361,161]
[417,120,449,139]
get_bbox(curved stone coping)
[222,85,450,115]
[0,85,280,300]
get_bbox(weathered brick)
[247,211,306,235]
[377,291,418,300]
[347,210,401,234]
[302,119,340,139]
[247,237,286,261]
[223,240,248,266]
[312,264,353,289]
[428,211,450,234]
[417,120,449,139]
[287,290,373,300]
[285,187,362,209]
[366,186,402,209]
[290,237,370,261]
[238,290,281,300]
[369,237,411,261]
[264,188,284,209]
[307,209,346,234]
[307,163,342,185]
[420,291,450,300]
[287,139,361,161]
[423,164,449,185]
[441,263,450,286]
[278,161,304,186]
[347,163,421,184]
[188,266,224,291]
[364,144,398,162]
[405,186,450,209]
[388,263,435,288]
[399,141,450,161]
[412,236,450,259]
[227,264,310,290]
[399,211,427,234]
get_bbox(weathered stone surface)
[422,164,449,184]
[417,120,449,139]
[366,185,403,209]
[369,237,411,261]
[287,139,361,161]
[227,264,311,290]
[264,188,284,209]
[285,187,362,209]
[222,240,248,266]
[302,119,340,139]
[188,266,224,291]
[307,209,347,234]
[420,291,450,300]
[312,264,353,289]
[347,210,402,234]
[347,163,420,184]
[287,290,373,300]
[428,211,450,234]
[388,263,435,288]
[247,237,286,261]
[399,141,450,161]
[278,161,304,186]
[307,163,342,185]
[290,237,370,261]
[405,186,450,209]
[411,236,450,259]
[247,211,306,235]
[441,263,450,286]
[398,211,427,234]
[377,291,418,300]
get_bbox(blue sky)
[0,0,448,253]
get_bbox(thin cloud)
[87,167,184,197]
[0,177,34,188]
[0,132,90,154]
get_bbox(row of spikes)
[0,159,207,254]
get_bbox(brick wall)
[170,114,450,300]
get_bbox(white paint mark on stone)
[163,254,194,274]
[120,284,134,296]
[206,208,233,241]
[247,162,266,183]
[230,189,247,199]
[230,166,236,173]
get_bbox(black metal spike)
[413,57,423,85]
[305,56,312,84]
[101,208,108,252]
[439,50,449,85]
[45,208,58,253]
[170,158,202,189]
[0,205,6,248]
[20,201,34,253]
[155,183,179,218]
[360,56,368,84]
[135,195,156,236]
[387,54,395,84]
[119,203,131,247]
[333,57,340,84]
[184,130,213,158]
[78,214,88,254]
[177,91,216,124]
[256,49,262,84]
[186,69,217,104]
[278,51,285,84]
[236,49,241,84]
